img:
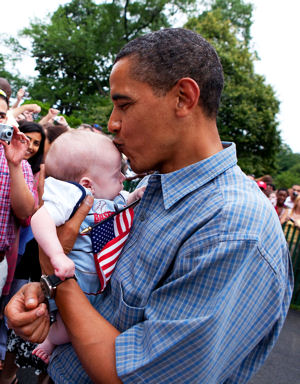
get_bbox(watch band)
[40,274,77,299]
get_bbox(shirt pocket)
[112,281,146,332]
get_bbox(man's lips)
[113,141,124,153]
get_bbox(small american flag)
[91,207,134,292]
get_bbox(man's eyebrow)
[111,93,132,101]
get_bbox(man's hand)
[5,283,50,343]
[39,195,94,275]
[0,126,29,165]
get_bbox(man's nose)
[108,110,121,133]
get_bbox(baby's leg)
[32,313,70,364]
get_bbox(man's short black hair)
[115,28,224,119]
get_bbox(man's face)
[0,99,8,123]
[277,190,288,205]
[108,57,180,174]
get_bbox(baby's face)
[89,148,125,200]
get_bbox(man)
[5,29,293,383]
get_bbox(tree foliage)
[185,7,280,175]
[0,35,28,96]
[273,144,300,188]
[23,0,195,116]
[5,0,286,177]
[210,0,253,44]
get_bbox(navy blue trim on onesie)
[66,181,87,220]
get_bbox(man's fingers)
[72,195,94,224]
[5,283,50,344]
[5,283,45,327]
[23,282,45,309]
[6,301,47,329]
[15,314,50,343]
[57,195,94,254]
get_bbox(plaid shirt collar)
[149,142,237,210]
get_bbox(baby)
[31,130,144,363]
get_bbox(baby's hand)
[127,186,146,204]
[51,252,75,280]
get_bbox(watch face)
[40,275,53,299]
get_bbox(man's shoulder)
[202,166,283,242]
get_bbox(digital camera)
[0,124,13,144]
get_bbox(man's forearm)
[9,162,35,219]
[56,279,122,384]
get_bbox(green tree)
[274,165,300,189]
[185,8,280,175]
[276,144,300,173]
[210,0,253,44]
[0,35,29,95]
[273,144,300,188]
[23,0,195,116]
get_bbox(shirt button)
[139,212,146,221]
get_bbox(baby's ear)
[79,177,94,194]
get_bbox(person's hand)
[4,283,50,343]
[0,126,29,165]
[39,195,94,274]
[56,115,69,128]
[25,104,41,113]
[51,253,76,280]
[127,186,146,204]
[16,88,25,101]
[49,108,59,117]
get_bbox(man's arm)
[6,195,122,383]
[5,196,94,338]
[31,206,75,279]
[55,279,122,384]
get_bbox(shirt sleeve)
[21,159,34,195]
[43,177,86,226]
[115,234,293,383]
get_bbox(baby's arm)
[127,186,146,205]
[31,206,75,279]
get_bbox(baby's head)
[45,130,125,200]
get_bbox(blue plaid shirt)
[49,143,293,383]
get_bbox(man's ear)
[174,78,200,117]
[79,177,95,194]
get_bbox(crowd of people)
[0,28,294,384]
[249,174,300,227]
